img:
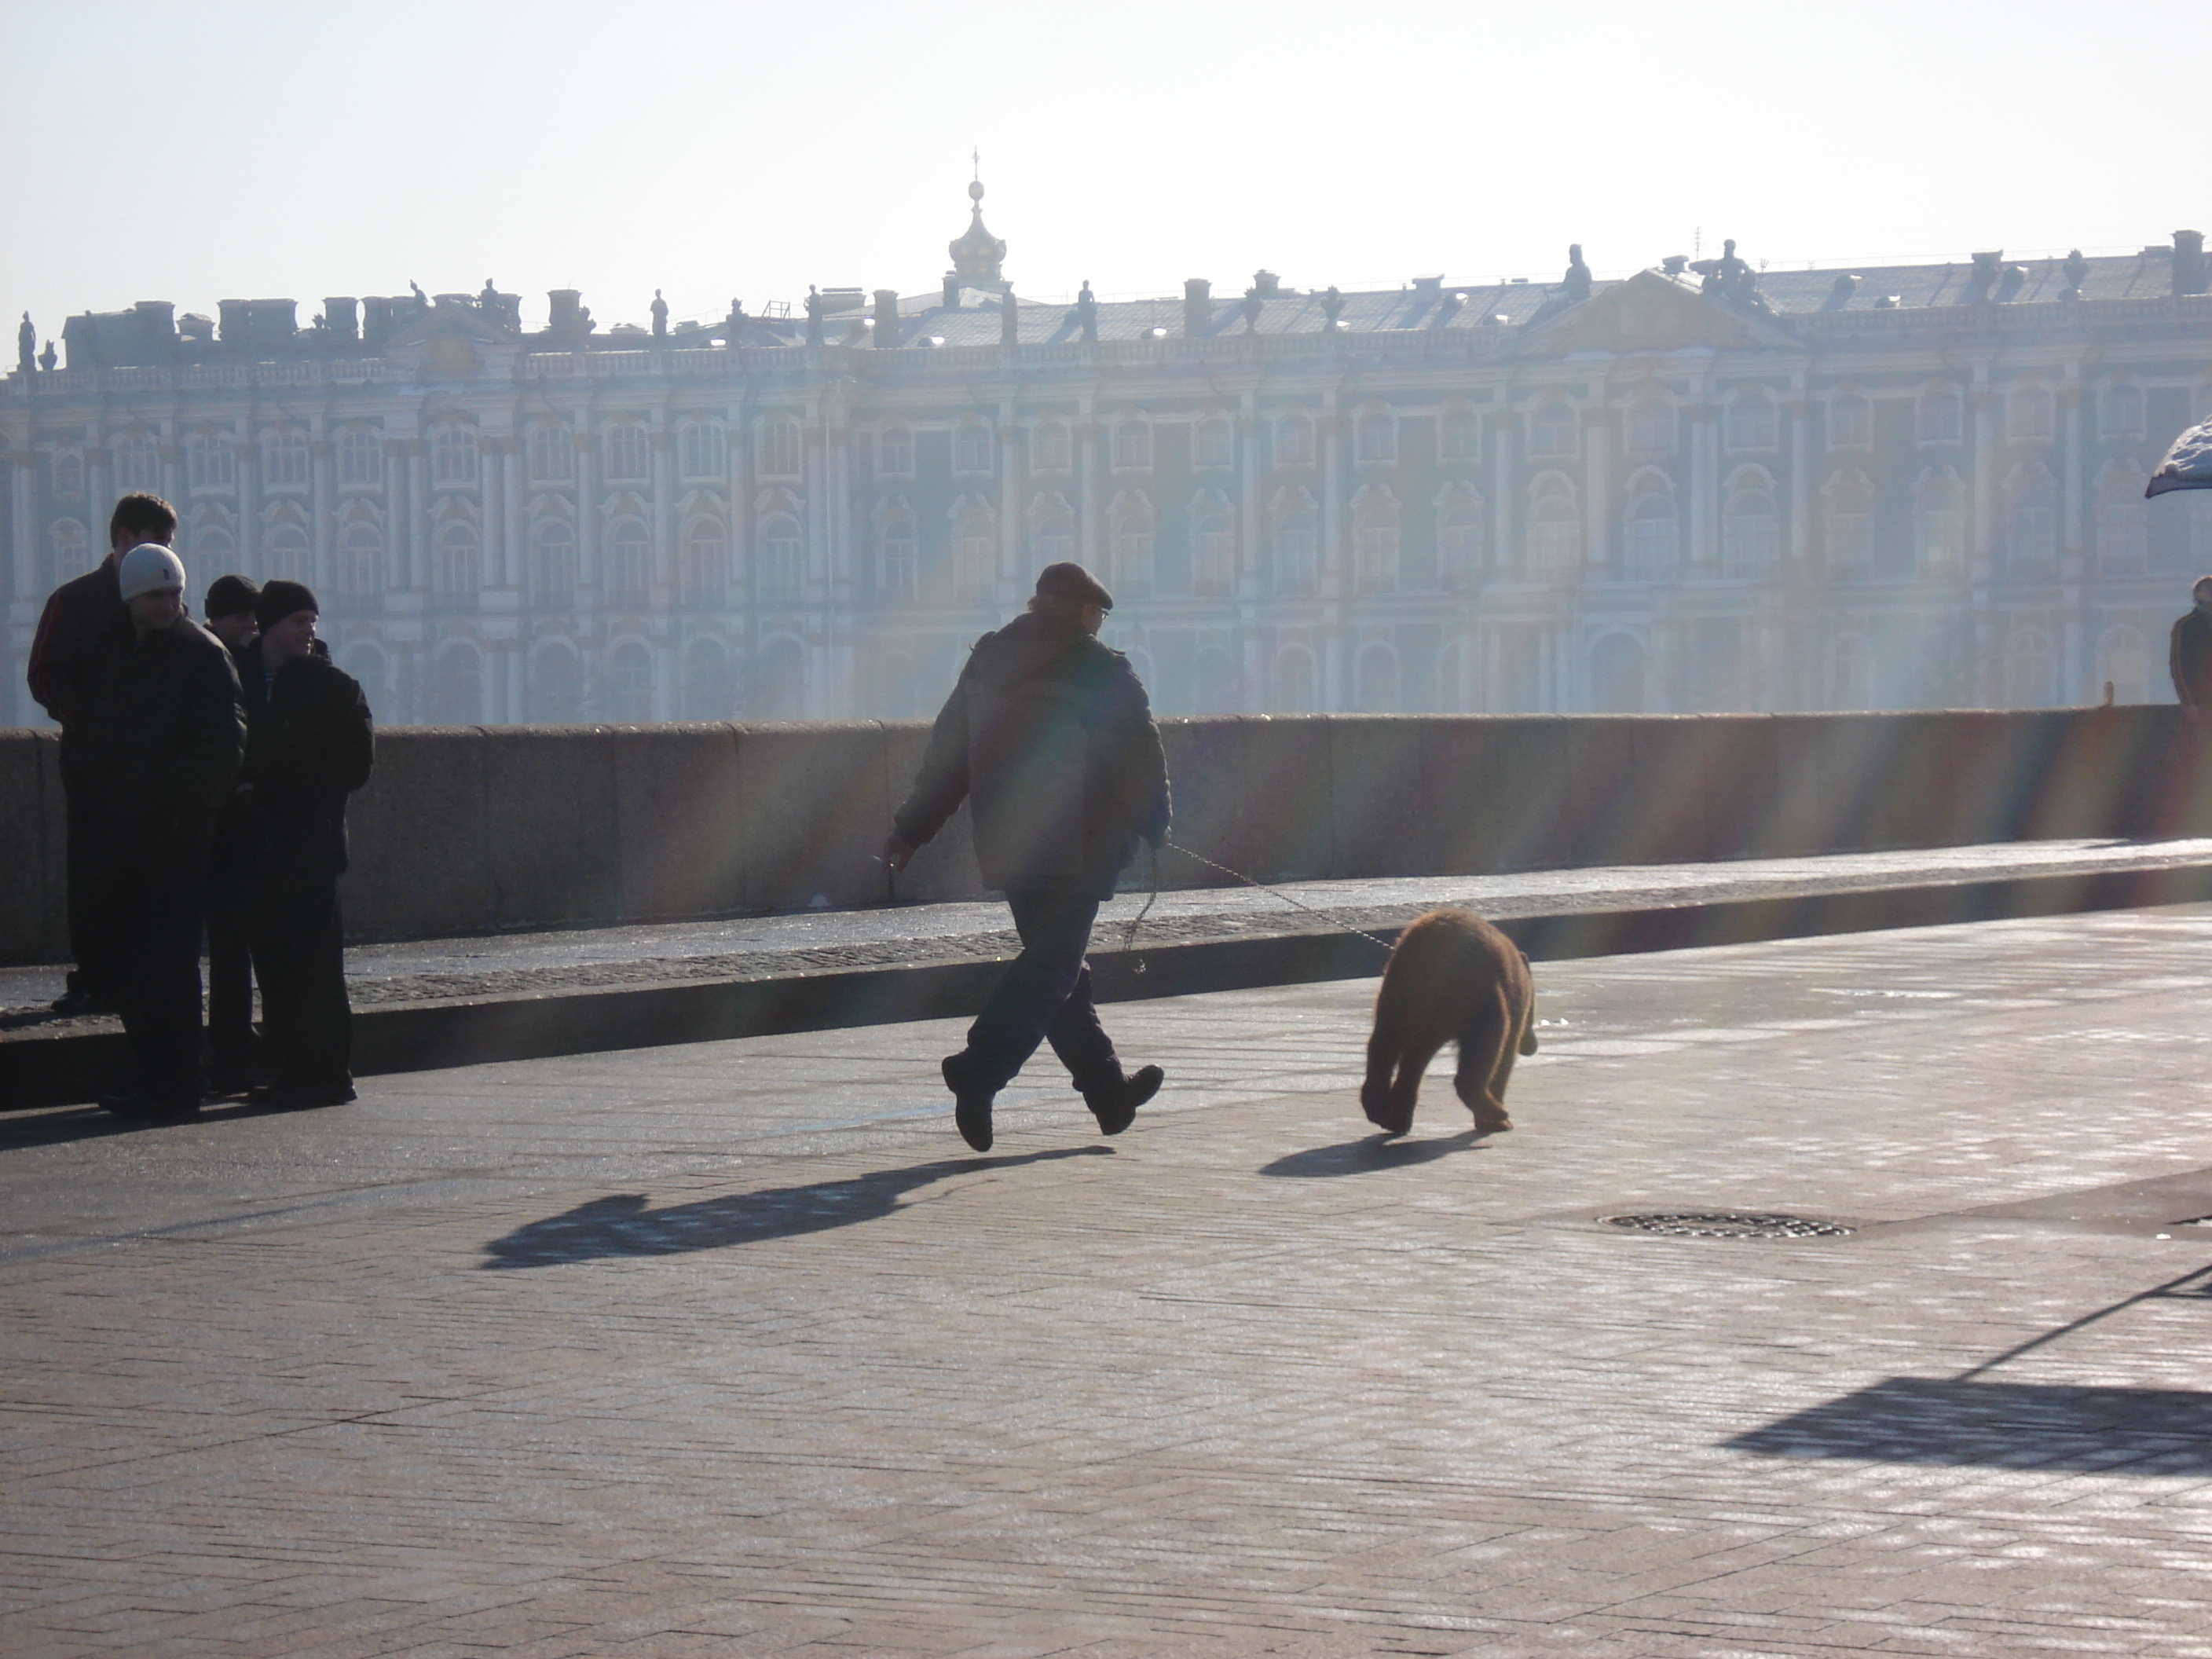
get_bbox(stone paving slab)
[11,907,2212,1653]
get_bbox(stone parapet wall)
[0,709,2199,965]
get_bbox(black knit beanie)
[255,579,319,630]
[204,574,261,619]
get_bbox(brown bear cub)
[1361,907,1537,1138]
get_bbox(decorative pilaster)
[309,438,335,591]
[1583,407,1611,574]
[1076,416,1101,569]
[575,434,599,602]
[998,405,1022,602]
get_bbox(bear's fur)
[1361,907,1537,1138]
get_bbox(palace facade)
[7,195,2212,727]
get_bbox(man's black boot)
[941,1052,996,1152]
[1084,1064,1163,1137]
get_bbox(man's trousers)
[87,818,208,1106]
[247,839,353,1089]
[961,887,1119,1093]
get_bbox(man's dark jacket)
[26,560,122,758]
[2173,608,2212,710]
[241,647,375,872]
[895,613,1169,896]
[73,612,245,833]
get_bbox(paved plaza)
[12,908,2212,1656]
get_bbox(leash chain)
[1119,840,1400,970]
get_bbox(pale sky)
[3,0,2198,341]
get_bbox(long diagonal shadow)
[1728,1264,2212,1473]
[1259,1129,1485,1178]
[480,1144,1111,1269]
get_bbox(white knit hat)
[117,543,186,602]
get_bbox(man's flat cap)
[1034,561,1112,610]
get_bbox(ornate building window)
[1030,496,1076,566]
[1111,419,1152,472]
[1621,472,1679,578]
[1822,469,1875,578]
[1029,420,1070,473]
[1354,406,1397,465]
[1356,643,1400,713]
[954,421,994,475]
[1722,467,1781,573]
[49,449,83,502]
[679,421,724,481]
[1191,496,1234,595]
[1917,386,1964,445]
[1192,415,1234,471]
[759,513,804,602]
[1725,391,1778,451]
[431,424,479,488]
[2003,463,2059,574]
[602,423,650,483]
[1828,633,1873,709]
[264,512,310,577]
[531,521,576,608]
[2008,384,2055,443]
[2005,629,2058,709]
[45,519,88,591]
[684,639,734,720]
[607,518,652,605]
[262,428,309,488]
[2095,459,2149,570]
[952,500,997,599]
[682,518,727,603]
[2098,625,2149,705]
[337,522,384,597]
[606,641,654,722]
[1525,474,1580,574]
[1440,407,1482,462]
[1270,491,1318,596]
[433,520,481,596]
[188,433,234,490]
[1275,646,1317,712]
[877,423,914,478]
[1438,487,1485,589]
[1528,401,1577,460]
[755,637,805,720]
[756,417,802,480]
[2100,382,2146,441]
[429,644,482,724]
[1108,495,1154,596]
[338,428,383,489]
[1273,410,1314,467]
[1352,488,1401,593]
[1589,633,1647,713]
[1913,468,1966,574]
[529,645,580,723]
[113,433,161,494]
[1828,390,1873,449]
[1626,398,1675,456]
[877,507,918,602]
[528,424,573,483]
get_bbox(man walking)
[2171,577,2212,720]
[75,544,245,1117]
[238,580,373,1108]
[884,562,1170,1152]
[25,493,180,1016]
[202,575,262,1093]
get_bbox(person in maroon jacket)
[25,493,179,1016]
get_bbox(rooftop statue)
[1562,244,1593,302]
[17,312,33,375]
[651,289,668,338]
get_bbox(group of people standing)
[26,493,374,1119]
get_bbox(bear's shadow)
[1259,1128,1488,1178]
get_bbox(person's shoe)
[205,1064,257,1098]
[1083,1064,1163,1137]
[247,1081,357,1111]
[99,1092,200,1122]
[50,988,115,1017]
[941,1053,995,1152]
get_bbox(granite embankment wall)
[2,708,2203,966]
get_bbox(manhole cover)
[1599,1211,1855,1240]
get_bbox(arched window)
[2099,626,2149,705]
[877,424,914,477]
[50,450,84,502]
[1589,633,1646,712]
[1439,493,1485,589]
[1108,498,1153,596]
[602,423,650,482]
[189,434,234,490]
[1914,470,1966,574]
[679,422,723,480]
[1528,402,1577,459]
[953,502,996,600]
[1725,392,1778,450]
[338,522,384,597]
[2096,460,2150,571]
[338,428,382,488]
[1722,471,1781,574]
[1626,399,1675,456]
[877,511,917,601]
[262,428,308,488]
[1356,643,1400,712]
[1275,647,1317,712]
[431,424,478,487]
[1440,408,1482,461]
[428,644,482,724]
[1918,386,1964,444]
[1353,491,1400,592]
[1828,634,1873,710]
[1526,475,1580,575]
[2004,465,2059,574]
[1112,419,1152,472]
[345,644,389,713]
[1192,505,1234,595]
[527,424,573,482]
[1828,391,1873,449]
[113,433,160,494]
[1195,644,1238,713]
[1192,415,1234,470]
[682,518,727,603]
[606,640,654,722]
[264,518,310,577]
[182,519,233,599]
[532,521,576,607]
[45,520,88,594]
[1273,411,1314,467]
[2100,383,2146,441]
[954,422,994,475]
[1273,500,1317,596]
[683,638,733,720]
[531,646,581,723]
[1354,408,1397,464]
[433,521,481,597]
[2004,631,2057,708]
[1029,421,1070,472]
[755,637,806,720]
[607,518,650,605]
[756,417,801,479]
[2009,385,2055,442]
[1621,476,1679,578]
[1822,470,1875,577]
[1031,499,1075,566]
[756,514,803,602]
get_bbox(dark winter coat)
[73,611,245,837]
[26,558,122,761]
[240,646,375,873]
[894,612,1170,897]
[2172,609,2212,710]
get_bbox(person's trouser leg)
[204,836,256,1077]
[63,774,124,1005]
[961,889,1104,1092]
[1041,959,1120,1093]
[251,845,352,1087]
[108,826,209,1104]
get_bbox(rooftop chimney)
[323,297,359,342]
[1184,277,1212,338]
[2177,230,2208,296]
[873,288,902,347]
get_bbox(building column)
[654,642,675,720]
[1237,398,1262,594]
[86,447,108,555]
[650,428,676,599]
[1583,408,1611,575]
[1971,383,1998,570]
[576,435,600,601]
[159,439,184,525]
[998,404,1024,602]
[236,440,259,571]
[804,420,827,598]
[11,452,38,609]
[502,438,523,591]
[1320,404,1346,710]
[1490,413,1517,577]
[1077,416,1101,570]
[310,437,335,591]
[405,440,428,590]
[727,401,753,599]
[478,438,507,595]
[2060,386,2086,562]
[1687,407,1716,569]
[1788,397,1814,569]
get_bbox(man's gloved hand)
[881,834,917,874]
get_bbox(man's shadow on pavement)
[1259,1128,1487,1178]
[481,1144,1111,1269]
